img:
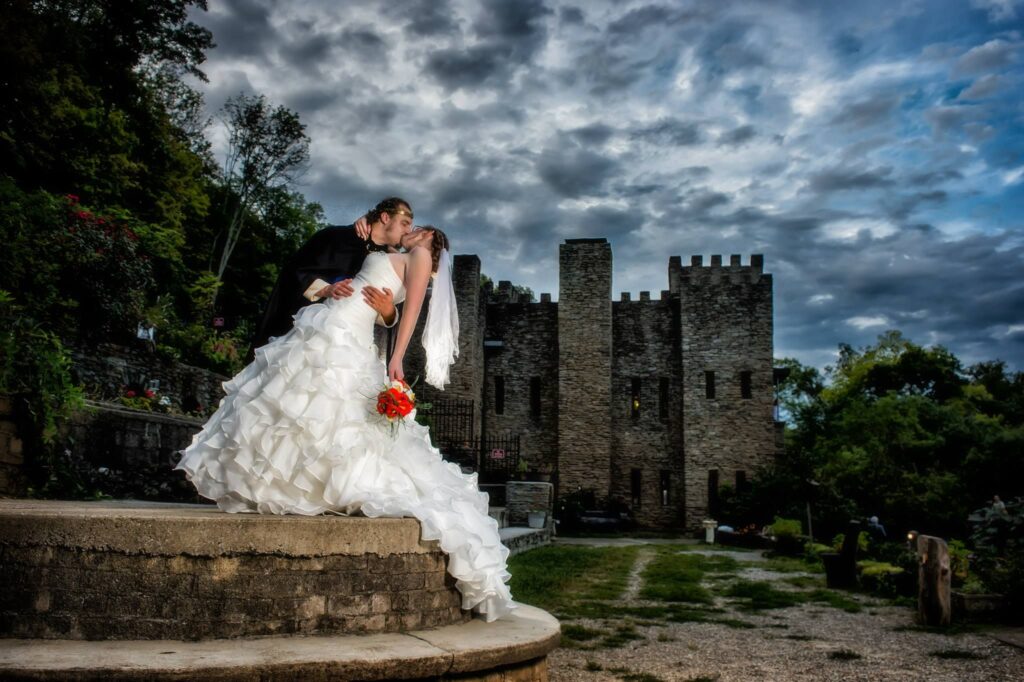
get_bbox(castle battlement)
[673,253,766,285]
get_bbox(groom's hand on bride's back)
[316,279,354,300]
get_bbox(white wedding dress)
[176,252,515,622]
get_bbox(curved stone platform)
[0,603,560,681]
[0,500,471,640]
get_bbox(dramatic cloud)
[188,0,1024,370]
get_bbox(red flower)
[125,390,136,398]
[76,210,90,219]
[144,390,155,399]
[66,194,80,203]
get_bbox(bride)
[176,227,516,622]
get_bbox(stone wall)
[69,342,226,413]
[0,501,470,640]
[674,255,776,529]
[610,293,685,528]
[506,481,554,526]
[65,402,204,502]
[483,300,559,472]
[557,239,613,496]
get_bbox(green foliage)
[723,331,1024,543]
[639,548,737,603]
[968,497,1024,606]
[0,290,89,495]
[857,560,906,597]
[506,545,638,615]
[769,517,803,538]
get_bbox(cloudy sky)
[189,0,1024,371]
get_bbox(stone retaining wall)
[0,396,25,496]
[0,501,471,641]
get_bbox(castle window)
[705,371,716,399]
[529,377,541,418]
[736,470,748,493]
[631,378,642,419]
[660,470,671,506]
[740,371,752,399]
[631,468,642,507]
[659,378,669,420]
[494,376,505,415]
[708,469,720,517]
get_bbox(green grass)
[783,575,822,589]
[761,555,824,574]
[639,548,738,603]
[620,674,666,682]
[598,623,646,648]
[561,623,604,643]
[724,580,863,612]
[929,649,986,660]
[710,617,757,629]
[828,649,863,660]
[508,545,639,613]
[725,580,803,610]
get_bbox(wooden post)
[917,534,951,627]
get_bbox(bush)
[968,498,1024,608]
[768,516,805,555]
[858,560,909,597]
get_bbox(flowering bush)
[56,195,155,340]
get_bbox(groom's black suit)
[251,224,389,353]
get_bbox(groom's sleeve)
[303,279,331,302]
[375,308,399,328]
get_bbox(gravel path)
[548,545,1024,682]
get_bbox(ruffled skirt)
[176,301,516,621]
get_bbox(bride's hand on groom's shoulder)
[354,215,370,239]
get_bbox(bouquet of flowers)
[375,379,417,432]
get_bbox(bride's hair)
[416,226,450,274]
[366,197,411,224]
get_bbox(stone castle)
[404,238,780,531]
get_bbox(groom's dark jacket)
[251,224,392,353]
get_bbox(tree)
[213,93,310,294]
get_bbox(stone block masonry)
[558,239,614,496]
[433,241,777,532]
[0,501,470,640]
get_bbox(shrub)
[857,560,907,597]
[968,498,1024,608]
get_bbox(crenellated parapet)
[676,254,766,286]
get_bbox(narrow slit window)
[735,470,747,492]
[660,470,671,506]
[705,371,716,399]
[740,371,752,399]
[631,468,642,507]
[529,377,541,418]
[494,376,505,415]
[659,378,669,420]
[631,378,642,419]
[708,469,720,515]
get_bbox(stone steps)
[0,604,559,681]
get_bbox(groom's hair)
[367,197,411,224]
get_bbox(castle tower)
[557,239,613,497]
[674,254,775,529]
[449,255,485,429]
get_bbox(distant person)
[867,515,886,540]
[992,495,1008,519]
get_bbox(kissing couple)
[176,197,515,622]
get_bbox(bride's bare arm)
[388,247,432,381]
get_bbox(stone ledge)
[0,604,559,681]
[0,500,435,557]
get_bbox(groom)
[250,197,415,352]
